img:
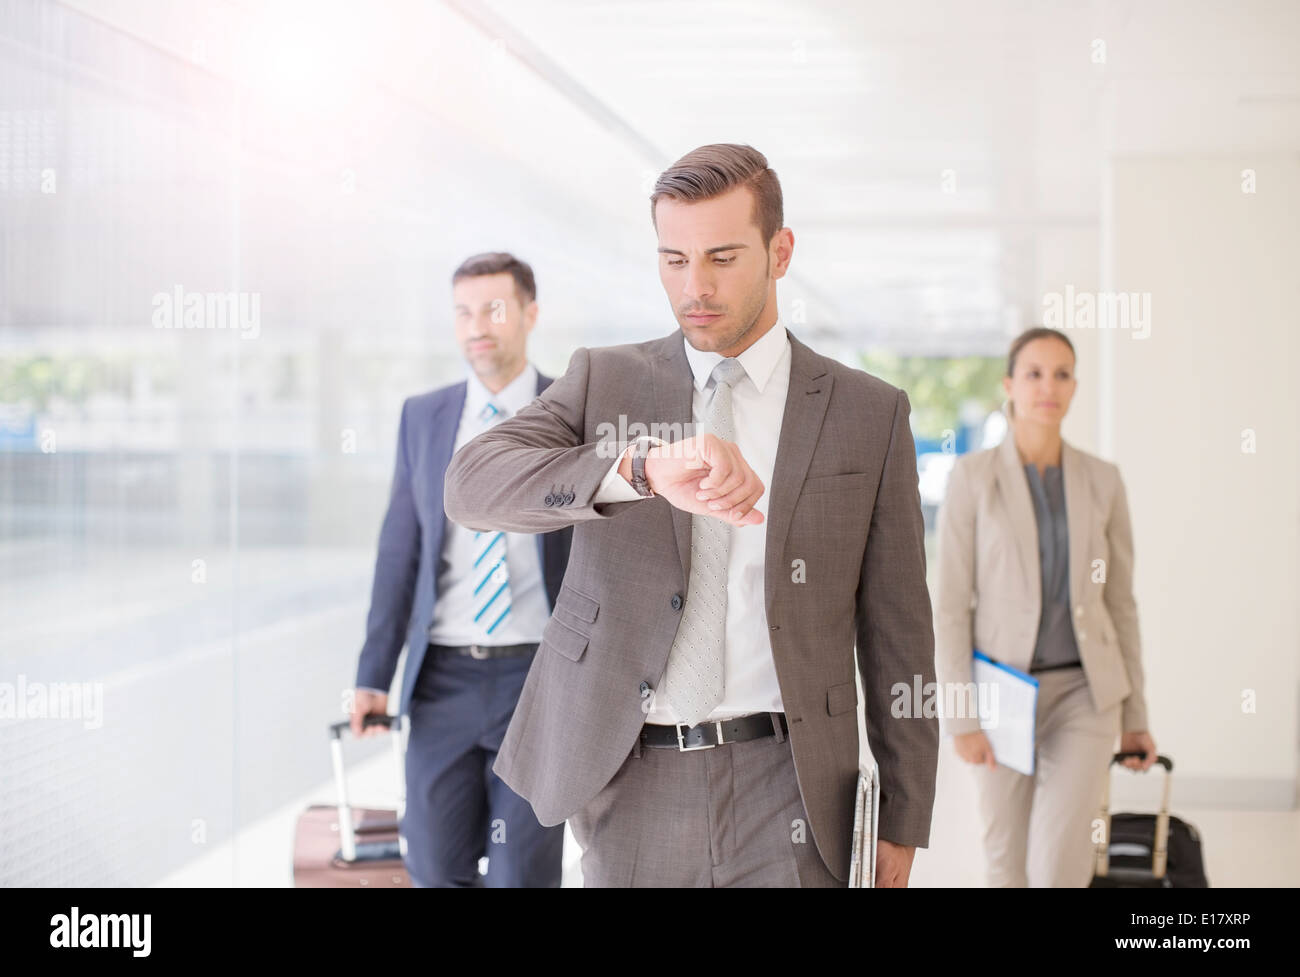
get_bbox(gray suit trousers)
[570,715,844,887]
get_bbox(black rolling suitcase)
[1090,751,1209,888]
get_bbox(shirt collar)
[465,361,538,420]
[682,318,788,394]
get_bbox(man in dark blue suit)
[351,252,571,887]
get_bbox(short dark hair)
[1006,326,1075,377]
[451,252,536,306]
[650,143,783,244]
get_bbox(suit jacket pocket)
[552,582,599,634]
[799,472,873,498]
[541,616,589,662]
[827,680,858,716]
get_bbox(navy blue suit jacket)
[355,372,573,717]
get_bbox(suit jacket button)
[670,594,683,611]
[544,493,555,506]
[639,681,651,698]
[564,492,575,504]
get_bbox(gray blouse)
[1024,463,1082,671]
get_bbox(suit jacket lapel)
[763,331,832,615]
[433,381,468,514]
[1061,440,1092,610]
[994,434,1042,614]
[650,328,832,587]
[428,382,467,612]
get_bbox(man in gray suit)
[444,144,938,887]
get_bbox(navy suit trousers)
[402,646,563,887]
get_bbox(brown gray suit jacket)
[443,327,938,880]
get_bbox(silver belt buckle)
[676,720,725,751]
[468,644,489,660]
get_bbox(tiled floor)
[161,738,1298,887]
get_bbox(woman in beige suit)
[934,326,1157,887]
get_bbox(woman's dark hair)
[1006,326,1075,377]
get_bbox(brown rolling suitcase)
[293,714,411,887]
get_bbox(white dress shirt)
[593,321,793,724]
[425,362,551,647]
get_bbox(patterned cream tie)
[660,357,747,726]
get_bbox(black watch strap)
[630,438,655,497]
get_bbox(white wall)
[1106,155,1300,809]
[1037,225,1102,453]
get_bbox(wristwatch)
[629,437,656,497]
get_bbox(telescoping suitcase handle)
[328,714,407,863]
[1112,750,1172,772]
[1094,751,1174,880]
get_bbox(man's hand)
[619,434,765,526]
[875,839,916,887]
[350,689,390,738]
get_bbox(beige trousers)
[971,665,1120,887]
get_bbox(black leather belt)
[427,642,537,660]
[640,712,788,751]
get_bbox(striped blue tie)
[472,529,511,635]
[472,400,510,635]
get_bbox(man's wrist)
[618,436,666,493]
[616,443,637,483]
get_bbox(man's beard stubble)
[680,257,772,354]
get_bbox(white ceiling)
[34,0,1300,354]
[463,0,1300,349]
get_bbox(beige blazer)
[934,433,1149,736]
